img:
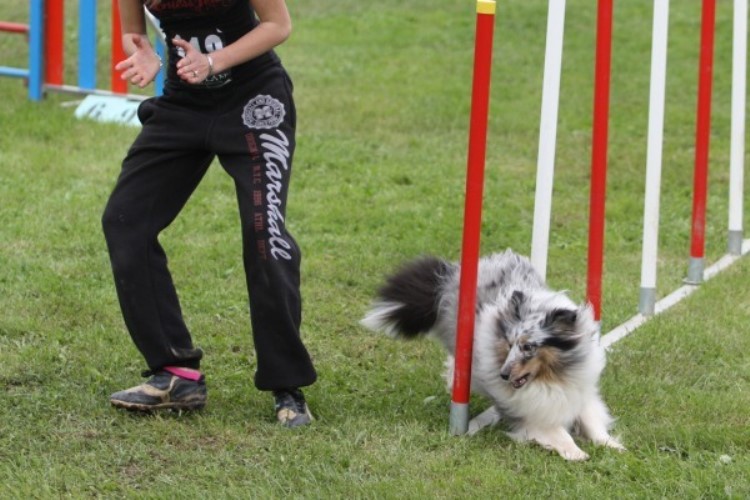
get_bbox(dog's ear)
[544,308,577,330]
[494,311,509,339]
[541,309,582,351]
[510,290,525,321]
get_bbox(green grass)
[1,0,749,497]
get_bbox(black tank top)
[146,0,280,89]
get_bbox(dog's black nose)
[500,372,510,381]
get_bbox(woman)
[102,0,316,428]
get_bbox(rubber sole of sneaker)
[110,399,206,412]
[276,404,314,428]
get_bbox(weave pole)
[530,0,566,280]
[686,0,717,284]
[639,0,670,316]
[728,0,747,255]
[450,0,496,436]
[586,0,614,322]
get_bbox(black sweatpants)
[102,66,317,391]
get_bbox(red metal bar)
[0,21,29,34]
[44,0,65,85]
[586,0,614,322]
[451,1,496,407]
[689,0,716,260]
[111,0,128,94]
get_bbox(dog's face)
[494,291,589,389]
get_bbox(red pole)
[0,22,30,35]
[111,0,128,94]
[687,0,716,284]
[44,0,65,85]
[450,0,496,435]
[586,0,614,322]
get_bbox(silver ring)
[192,70,198,78]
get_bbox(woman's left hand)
[173,38,211,84]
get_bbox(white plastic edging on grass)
[601,238,750,350]
[639,0,670,316]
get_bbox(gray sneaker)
[273,388,313,428]
[110,371,207,411]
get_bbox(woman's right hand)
[114,34,162,89]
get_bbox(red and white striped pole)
[586,0,614,322]
[450,0,496,436]
[686,0,717,284]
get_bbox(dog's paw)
[604,438,626,452]
[561,448,590,461]
[467,421,481,436]
[467,406,501,436]
[592,435,626,452]
[467,419,486,436]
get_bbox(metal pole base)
[449,402,470,436]
[685,257,705,285]
[638,287,656,316]
[728,230,743,255]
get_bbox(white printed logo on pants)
[242,95,286,130]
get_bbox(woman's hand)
[114,34,161,88]
[174,38,212,85]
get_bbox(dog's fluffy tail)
[360,256,454,339]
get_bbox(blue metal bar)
[0,67,30,79]
[144,8,166,96]
[28,0,45,100]
[78,0,97,89]
[155,40,165,96]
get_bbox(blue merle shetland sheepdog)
[361,250,624,461]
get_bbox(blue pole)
[155,39,165,96]
[78,0,97,90]
[28,0,45,100]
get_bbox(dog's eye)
[521,343,535,353]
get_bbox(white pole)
[639,0,670,316]
[531,0,566,280]
[728,0,747,255]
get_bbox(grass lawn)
[1,0,749,497]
